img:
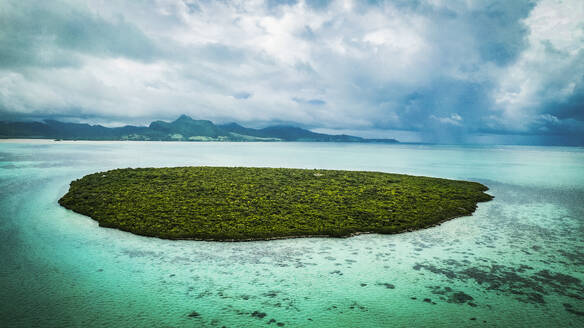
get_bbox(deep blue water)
[1,141,583,327]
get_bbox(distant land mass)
[0,114,399,143]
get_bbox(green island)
[58,167,493,241]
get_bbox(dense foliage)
[59,167,493,240]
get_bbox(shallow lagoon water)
[1,141,583,327]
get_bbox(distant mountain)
[150,115,224,138]
[218,123,364,142]
[0,115,399,143]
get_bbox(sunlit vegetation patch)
[58,167,493,240]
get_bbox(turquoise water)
[1,141,583,327]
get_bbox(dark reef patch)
[348,301,368,311]
[558,250,584,265]
[415,259,584,306]
[187,311,200,318]
[563,303,584,316]
[376,282,396,289]
[428,286,475,305]
[263,291,279,298]
[251,311,267,319]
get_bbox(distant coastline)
[0,114,398,143]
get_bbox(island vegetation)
[58,167,493,241]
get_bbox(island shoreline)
[59,167,494,241]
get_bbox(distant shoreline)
[5,138,582,148]
[0,138,402,144]
[0,114,399,143]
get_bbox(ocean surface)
[0,141,583,327]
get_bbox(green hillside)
[0,115,399,143]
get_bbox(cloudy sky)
[1,0,583,144]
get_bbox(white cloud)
[0,0,582,144]
[493,0,584,131]
[431,113,463,126]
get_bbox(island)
[58,167,493,241]
[0,114,398,143]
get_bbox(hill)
[0,115,398,143]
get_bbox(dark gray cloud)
[0,1,159,68]
[0,0,582,145]
[469,0,536,65]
